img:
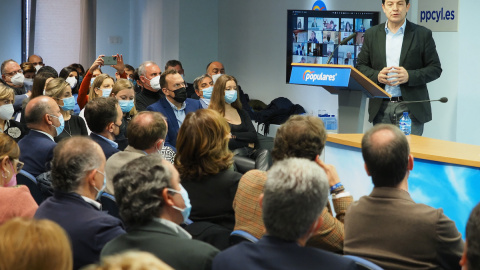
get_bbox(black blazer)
[18,130,56,177]
[182,169,242,230]
[101,220,219,270]
[357,20,442,123]
[35,192,125,270]
[90,133,120,160]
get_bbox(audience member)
[105,111,167,194]
[37,65,59,77]
[27,54,45,71]
[77,54,126,109]
[19,71,56,124]
[209,74,270,171]
[164,60,195,98]
[84,251,173,270]
[135,61,162,111]
[102,155,219,270]
[206,61,225,82]
[233,115,352,253]
[176,109,241,230]
[0,84,28,141]
[460,202,480,270]
[0,217,72,270]
[35,136,125,270]
[1,59,30,112]
[147,69,201,149]
[18,96,60,177]
[344,124,464,269]
[85,97,123,159]
[110,78,137,150]
[44,78,88,142]
[116,64,135,81]
[192,74,213,108]
[213,158,357,270]
[59,66,81,114]
[0,134,37,224]
[20,62,36,91]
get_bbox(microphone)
[392,97,448,124]
[326,32,357,64]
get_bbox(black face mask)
[172,87,187,103]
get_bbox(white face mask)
[10,73,25,86]
[149,75,161,90]
[65,77,77,89]
[35,65,42,72]
[211,74,222,84]
[0,104,14,121]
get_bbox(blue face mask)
[78,75,84,85]
[50,114,65,136]
[118,99,134,113]
[94,170,107,201]
[90,77,95,86]
[168,184,192,223]
[202,86,213,99]
[224,90,238,104]
[61,96,75,111]
[102,88,112,97]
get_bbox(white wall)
[0,1,23,64]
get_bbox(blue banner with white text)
[289,65,351,87]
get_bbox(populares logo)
[312,1,327,11]
[303,70,338,82]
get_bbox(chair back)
[100,192,121,220]
[229,230,259,246]
[17,170,44,205]
[343,255,384,270]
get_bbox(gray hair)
[51,137,104,193]
[192,74,213,91]
[113,155,173,226]
[263,158,329,241]
[137,61,157,77]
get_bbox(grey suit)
[105,146,145,195]
[101,220,219,270]
[344,187,463,270]
[357,20,442,124]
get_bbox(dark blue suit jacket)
[213,235,358,270]
[146,97,202,149]
[35,192,125,270]
[90,133,120,160]
[18,130,57,177]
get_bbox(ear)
[364,163,371,176]
[408,154,414,171]
[162,188,175,207]
[195,89,201,96]
[45,114,53,125]
[156,139,164,149]
[107,122,115,133]
[258,193,264,208]
[459,242,467,268]
[162,88,168,95]
[1,156,10,173]
[312,216,323,232]
[87,169,98,187]
[94,87,102,96]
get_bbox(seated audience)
[344,124,464,269]
[105,111,168,195]
[35,136,125,270]
[233,115,352,253]
[164,60,195,98]
[20,62,36,92]
[43,78,88,142]
[0,134,37,224]
[0,217,72,270]
[209,74,269,171]
[37,65,58,77]
[1,59,30,113]
[20,70,56,124]
[135,61,163,111]
[193,74,213,108]
[27,54,45,71]
[59,66,81,115]
[175,109,241,230]
[102,155,219,270]
[110,78,137,150]
[84,251,173,270]
[460,202,480,270]
[18,96,61,177]
[213,158,357,270]
[0,84,28,142]
[85,97,123,159]
[147,69,201,149]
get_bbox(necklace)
[64,119,72,137]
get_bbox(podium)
[289,63,390,133]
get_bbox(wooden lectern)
[289,63,390,133]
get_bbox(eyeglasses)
[4,69,23,77]
[30,62,44,66]
[11,159,24,173]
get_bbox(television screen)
[287,10,380,83]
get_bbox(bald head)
[28,55,44,67]
[206,61,225,76]
[361,124,410,188]
[127,111,167,151]
[25,96,59,127]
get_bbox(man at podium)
[356,0,442,136]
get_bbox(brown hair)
[160,68,178,90]
[175,109,233,180]
[113,78,137,116]
[0,217,73,270]
[127,111,167,150]
[0,133,20,160]
[88,74,113,100]
[271,115,327,162]
[0,84,14,101]
[208,74,242,116]
[20,62,36,74]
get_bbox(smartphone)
[102,56,117,65]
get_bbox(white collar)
[81,195,102,210]
[153,217,192,239]
[32,129,55,142]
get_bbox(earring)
[1,171,6,178]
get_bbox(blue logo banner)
[312,1,327,11]
[289,65,351,87]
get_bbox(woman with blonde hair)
[44,78,88,142]
[0,84,28,141]
[0,217,72,270]
[84,251,173,270]
[175,109,242,230]
[0,133,37,224]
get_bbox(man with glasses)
[1,59,31,113]
[18,96,62,177]
[147,69,201,149]
[84,97,123,159]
